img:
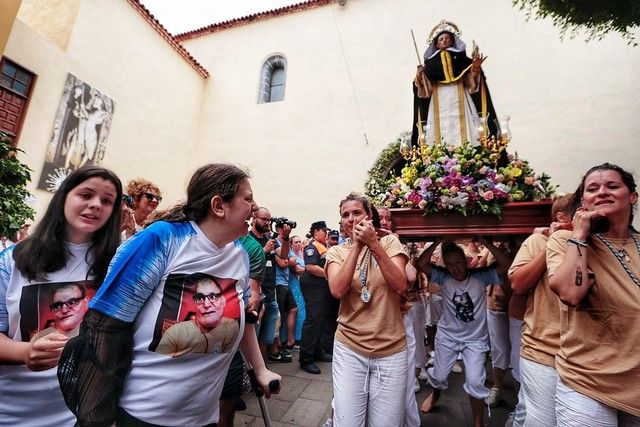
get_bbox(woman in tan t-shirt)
[325,192,409,426]
[547,163,640,424]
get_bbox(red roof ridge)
[174,0,334,42]
[128,0,209,78]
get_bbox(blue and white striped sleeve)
[0,247,15,332]
[90,222,191,322]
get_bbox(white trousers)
[408,301,427,368]
[427,335,490,400]
[509,317,526,426]
[556,380,640,427]
[520,357,558,427]
[332,339,407,427]
[487,309,510,370]
[509,317,522,382]
[403,314,420,427]
[425,293,443,326]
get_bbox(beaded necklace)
[595,233,640,289]
[356,248,372,303]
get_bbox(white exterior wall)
[5,0,205,219]
[5,0,639,232]
[185,0,640,231]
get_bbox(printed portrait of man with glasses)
[30,282,92,341]
[155,273,240,358]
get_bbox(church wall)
[5,0,205,220]
[184,0,640,231]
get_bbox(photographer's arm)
[276,224,291,260]
[274,249,289,268]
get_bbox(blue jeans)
[257,298,279,344]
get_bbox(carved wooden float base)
[390,201,553,241]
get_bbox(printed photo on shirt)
[19,280,97,342]
[149,272,241,358]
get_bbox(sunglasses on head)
[142,193,162,203]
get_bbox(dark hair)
[441,241,465,261]
[434,31,455,43]
[13,166,123,283]
[154,164,249,224]
[371,206,381,229]
[185,272,221,289]
[53,282,86,298]
[570,163,637,223]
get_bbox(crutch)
[240,352,280,427]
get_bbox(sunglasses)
[142,193,162,203]
[193,292,222,305]
[50,296,84,312]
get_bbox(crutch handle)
[268,379,280,393]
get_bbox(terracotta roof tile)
[174,0,334,42]
[128,0,209,78]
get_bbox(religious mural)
[37,73,115,191]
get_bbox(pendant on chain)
[361,287,371,303]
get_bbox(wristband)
[567,238,587,247]
[567,238,587,257]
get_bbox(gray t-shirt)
[431,266,500,343]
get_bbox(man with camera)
[273,219,299,356]
[249,208,292,362]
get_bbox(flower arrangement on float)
[367,136,555,217]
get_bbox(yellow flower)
[512,167,522,177]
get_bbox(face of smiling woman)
[340,200,369,239]
[581,169,638,225]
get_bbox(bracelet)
[567,238,587,257]
[567,238,587,247]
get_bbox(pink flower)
[407,191,423,205]
[483,190,494,201]
[525,176,535,185]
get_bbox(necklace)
[603,233,631,261]
[596,233,640,289]
[356,248,372,303]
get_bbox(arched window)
[257,55,286,103]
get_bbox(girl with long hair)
[0,165,123,426]
[58,163,280,427]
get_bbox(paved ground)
[235,349,518,427]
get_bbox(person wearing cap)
[298,221,332,374]
[327,230,340,248]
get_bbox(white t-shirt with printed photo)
[89,221,250,426]
[430,266,500,343]
[0,242,95,427]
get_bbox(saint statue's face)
[436,33,454,50]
